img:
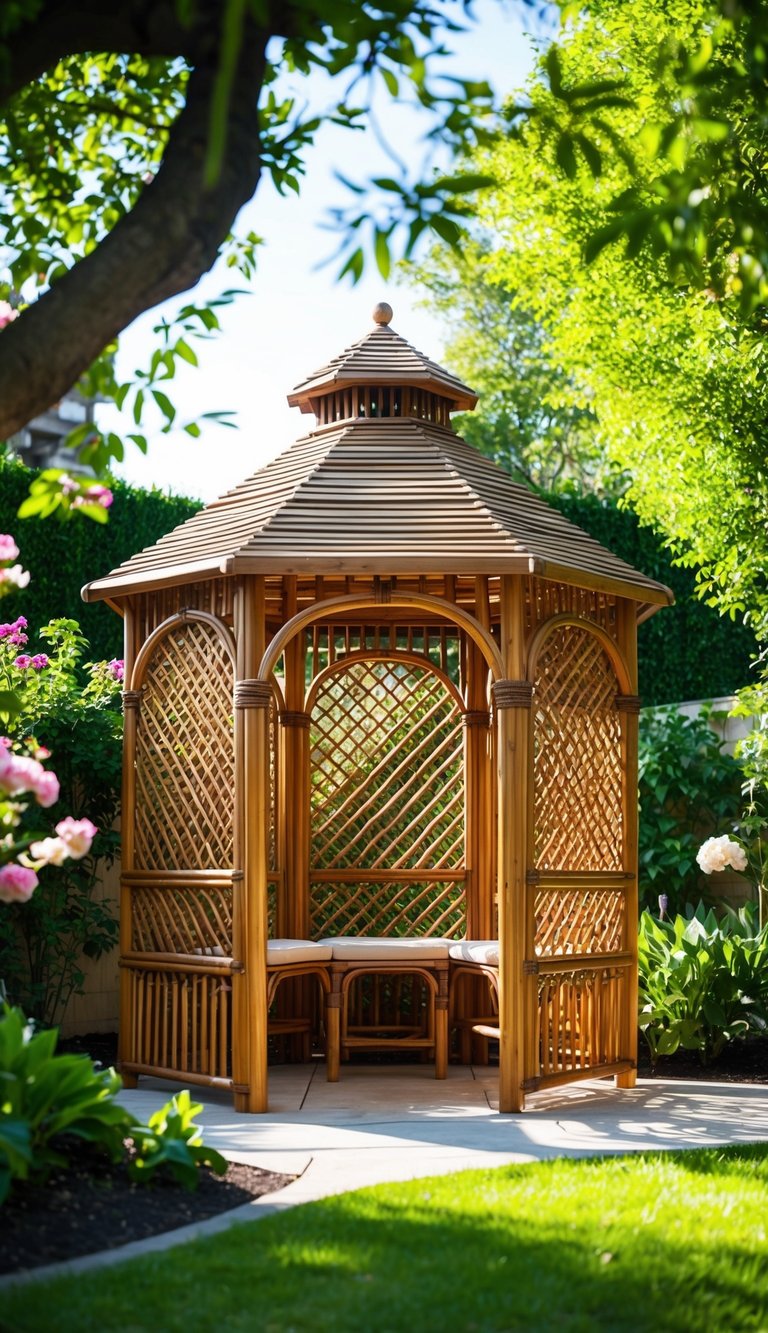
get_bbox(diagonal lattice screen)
[311,659,463,870]
[533,623,623,872]
[309,657,465,937]
[134,621,235,871]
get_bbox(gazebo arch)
[83,302,672,1112]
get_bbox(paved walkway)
[5,1063,768,1287]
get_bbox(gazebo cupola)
[84,303,672,1115]
[287,300,477,429]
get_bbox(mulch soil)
[2,1032,292,1278]
[3,1031,767,1278]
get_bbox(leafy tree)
[0,0,497,507]
[407,247,621,494]
[413,0,768,641]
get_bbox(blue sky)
[109,2,542,503]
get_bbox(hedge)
[548,492,757,706]
[0,455,200,663]
[0,457,756,704]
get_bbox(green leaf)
[555,133,578,180]
[374,228,391,280]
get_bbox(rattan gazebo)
[83,302,672,1113]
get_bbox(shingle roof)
[287,323,477,411]
[82,417,673,606]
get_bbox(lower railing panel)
[121,964,233,1083]
[535,964,629,1083]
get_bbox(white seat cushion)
[320,936,452,961]
[267,939,333,965]
[448,940,500,967]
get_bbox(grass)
[3,1144,768,1333]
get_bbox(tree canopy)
[0,0,497,505]
[412,0,768,641]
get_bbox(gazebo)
[83,303,672,1113]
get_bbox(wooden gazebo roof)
[82,310,673,611]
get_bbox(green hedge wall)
[548,493,757,706]
[0,456,201,663]
[0,459,755,705]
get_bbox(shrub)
[638,704,743,914]
[0,619,123,1025]
[0,1005,226,1204]
[637,902,768,1065]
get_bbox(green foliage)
[0,618,123,1025]
[0,1003,126,1203]
[128,1090,228,1191]
[412,0,768,643]
[0,454,200,662]
[637,705,743,912]
[0,1005,226,1204]
[638,902,768,1065]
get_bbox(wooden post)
[233,577,270,1113]
[118,602,139,1085]
[495,577,531,1113]
[616,599,640,1090]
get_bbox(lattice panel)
[310,879,465,939]
[536,966,627,1078]
[311,658,464,871]
[534,888,625,956]
[134,621,235,870]
[533,624,623,871]
[131,884,233,956]
[124,967,232,1080]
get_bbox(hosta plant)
[0,1005,226,1204]
[638,902,768,1066]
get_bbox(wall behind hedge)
[0,456,201,663]
[548,493,757,706]
[0,458,756,704]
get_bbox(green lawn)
[3,1145,767,1333]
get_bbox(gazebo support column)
[233,578,270,1113]
[495,577,532,1114]
[616,604,640,1089]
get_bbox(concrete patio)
[121,1061,768,1206]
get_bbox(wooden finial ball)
[372,302,393,325]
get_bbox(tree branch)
[0,23,267,440]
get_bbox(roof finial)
[372,301,393,326]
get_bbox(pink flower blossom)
[30,654,49,669]
[55,816,97,858]
[0,535,19,562]
[108,658,124,682]
[73,484,113,510]
[0,301,18,331]
[0,736,10,749]
[34,770,60,808]
[58,475,79,495]
[13,654,32,669]
[0,861,38,903]
[0,617,28,645]
[28,835,68,866]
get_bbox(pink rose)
[0,535,19,562]
[55,816,97,858]
[34,770,60,808]
[108,658,124,682]
[0,862,38,903]
[13,654,31,669]
[30,654,49,669]
[0,301,18,331]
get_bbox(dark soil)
[1,1142,292,1277]
[637,1035,768,1083]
